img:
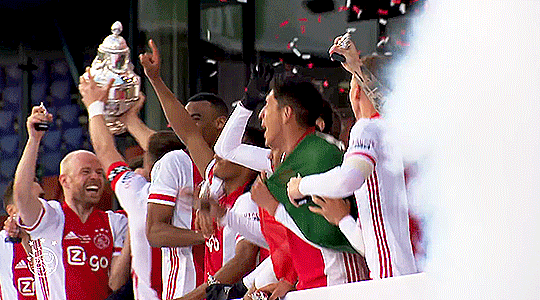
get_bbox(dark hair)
[319,100,342,140]
[147,130,186,165]
[243,127,266,148]
[188,92,229,117]
[270,74,324,128]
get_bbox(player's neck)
[282,123,310,156]
[222,170,256,195]
[65,199,95,223]
[359,99,378,119]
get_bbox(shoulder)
[152,150,193,176]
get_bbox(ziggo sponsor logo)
[67,246,110,271]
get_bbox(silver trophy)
[86,21,140,134]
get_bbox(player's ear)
[214,115,227,130]
[281,105,293,124]
[58,174,68,188]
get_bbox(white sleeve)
[298,120,378,198]
[148,150,193,206]
[113,168,150,215]
[107,211,128,256]
[242,256,278,289]
[214,104,272,173]
[219,192,268,249]
[338,215,365,255]
[17,199,63,240]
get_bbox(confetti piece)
[301,53,311,60]
[206,59,217,64]
[280,20,289,28]
[298,18,308,22]
[338,6,349,11]
[292,48,302,57]
[400,3,406,14]
[301,25,306,34]
[209,71,217,77]
[275,35,279,39]
[339,88,346,93]
[307,62,314,69]
[318,15,321,23]
[379,18,388,25]
[292,67,298,74]
[378,9,389,15]
[323,80,329,88]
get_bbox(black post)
[18,47,37,155]
[188,0,201,96]
[242,0,256,81]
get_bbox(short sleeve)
[106,211,128,255]
[345,120,380,166]
[148,150,193,207]
[113,169,150,215]
[18,199,64,240]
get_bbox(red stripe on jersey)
[346,151,377,166]
[148,194,176,203]
[133,271,139,300]
[367,172,393,278]
[166,249,179,300]
[343,252,352,283]
[372,171,393,277]
[34,240,50,300]
[20,207,45,232]
[107,161,130,191]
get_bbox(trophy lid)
[98,21,129,54]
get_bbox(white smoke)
[386,1,540,299]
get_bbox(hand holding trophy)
[82,21,141,134]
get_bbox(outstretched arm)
[78,68,124,171]
[120,93,156,152]
[139,39,214,176]
[13,106,53,226]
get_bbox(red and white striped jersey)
[345,117,417,279]
[0,230,36,300]
[108,161,162,300]
[18,199,127,300]
[147,150,204,300]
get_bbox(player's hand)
[251,172,279,216]
[241,63,274,111]
[195,209,214,239]
[258,279,295,300]
[3,215,20,238]
[309,196,351,226]
[286,175,304,207]
[78,67,114,108]
[119,92,146,123]
[26,105,53,139]
[139,39,161,81]
[329,35,362,75]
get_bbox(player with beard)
[12,105,128,300]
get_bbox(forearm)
[124,115,156,152]
[299,157,372,198]
[109,242,131,291]
[338,215,365,255]
[88,114,124,170]
[146,221,205,248]
[214,104,251,158]
[148,77,197,143]
[13,137,42,225]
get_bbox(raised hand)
[329,34,362,75]
[26,105,53,140]
[139,39,161,81]
[78,67,114,108]
[241,63,274,110]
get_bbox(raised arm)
[13,106,53,226]
[120,93,156,152]
[214,104,272,173]
[139,39,214,175]
[78,68,124,171]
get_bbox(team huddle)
[1,35,417,300]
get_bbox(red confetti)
[338,6,349,11]
[298,18,308,22]
[339,88,346,93]
[396,40,411,47]
[318,15,321,23]
[352,5,360,14]
[378,9,389,15]
[279,20,289,27]
[307,63,314,69]
[401,30,407,35]
[275,35,279,39]
[323,80,329,88]
[301,25,306,34]
[287,43,291,50]
[244,87,248,92]
[391,0,401,4]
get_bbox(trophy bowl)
[86,21,140,134]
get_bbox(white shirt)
[147,150,203,300]
[109,161,160,300]
[18,199,127,300]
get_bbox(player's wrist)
[88,101,105,119]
